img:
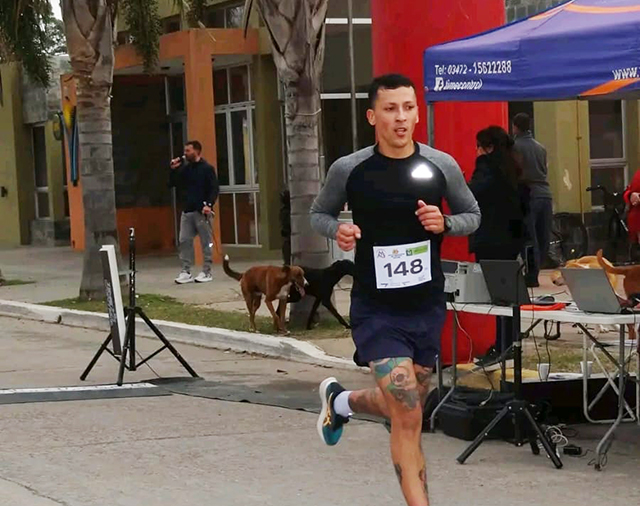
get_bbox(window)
[162,15,181,34]
[32,126,50,219]
[589,101,624,160]
[320,7,374,171]
[205,2,244,28]
[322,21,372,93]
[589,100,626,207]
[322,98,375,168]
[166,75,185,113]
[328,0,370,18]
[214,65,260,246]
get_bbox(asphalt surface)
[0,316,639,506]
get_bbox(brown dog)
[223,255,307,333]
[596,249,640,301]
[551,255,619,288]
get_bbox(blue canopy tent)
[423,0,640,104]
[423,0,640,213]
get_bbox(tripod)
[457,263,563,469]
[81,228,199,386]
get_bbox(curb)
[0,299,363,372]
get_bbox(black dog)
[283,260,355,330]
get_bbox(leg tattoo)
[414,365,433,408]
[373,358,420,410]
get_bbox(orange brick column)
[184,30,222,265]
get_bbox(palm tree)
[242,0,332,327]
[1,1,197,300]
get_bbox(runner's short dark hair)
[185,140,202,152]
[512,113,531,132]
[368,74,417,108]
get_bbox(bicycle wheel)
[546,213,588,267]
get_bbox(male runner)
[310,74,480,506]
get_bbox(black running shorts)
[349,293,446,368]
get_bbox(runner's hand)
[631,192,640,206]
[336,223,361,252]
[416,200,445,234]
[170,157,182,169]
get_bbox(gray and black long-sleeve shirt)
[310,142,480,309]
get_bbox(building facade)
[3,0,635,260]
[0,56,70,248]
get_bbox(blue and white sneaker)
[317,377,350,446]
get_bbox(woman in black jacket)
[469,126,528,368]
[470,126,527,260]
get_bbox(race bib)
[373,240,432,289]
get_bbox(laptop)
[561,268,631,314]
[479,260,531,307]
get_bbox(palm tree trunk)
[76,77,120,300]
[62,0,122,300]
[285,72,331,328]
[241,0,331,328]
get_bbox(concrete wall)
[22,56,71,126]
[20,56,71,246]
[0,63,35,246]
[535,101,590,214]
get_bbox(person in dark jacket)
[469,126,528,368]
[169,140,219,284]
[513,112,552,287]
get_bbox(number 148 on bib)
[373,240,432,289]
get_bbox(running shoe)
[317,377,349,446]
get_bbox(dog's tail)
[597,249,628,274]
[223,255,243,281]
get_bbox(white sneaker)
[175,272,194,284]
[194,272,213,283]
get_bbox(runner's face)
[367,87,419,152]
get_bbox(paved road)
[0,316,638,506]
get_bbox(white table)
[435,302,640,470]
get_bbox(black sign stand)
[81,228,199,385]
[456,263,563,469]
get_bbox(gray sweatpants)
[179,211,212,274]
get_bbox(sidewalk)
[0,246,357,360]
[0,245,584,362]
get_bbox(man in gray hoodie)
[513,113,552,288]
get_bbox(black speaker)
[433,387,517,441]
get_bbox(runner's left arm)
[439,154,481,236]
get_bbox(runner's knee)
[389,402,423,431]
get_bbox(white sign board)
[100,245,126,355]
